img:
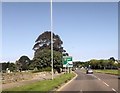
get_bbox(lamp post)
[51,0,53,80]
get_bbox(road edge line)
[57,71,78,91]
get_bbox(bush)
[42,67,51,72]
[32,67,51,73]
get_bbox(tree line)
[1,31,119,73]
[1,56,118,73]
[1,31,68,73]
[73,57,119,70]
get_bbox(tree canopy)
[0,62,16,72]
[85,58,118,69]
[33,31,64,53]
[32,31,67,72]
[16,55,31,71]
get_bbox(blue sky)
[2,2,118,62]
[53,2,118,61]
[2,2,51,62]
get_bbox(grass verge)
[94,69,118,75]
[2,72,75,93]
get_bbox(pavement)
[58,69,119,93]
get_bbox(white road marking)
[92,74,97,78]
[103,81,109,87]
[93,75,102,81]
[80,89,83,93]
[112,88,118,93]
[86,73,118,93]
[93,75,97,78]
[97,78,101,81]
[93,75,111,87]
[57,71,78,91]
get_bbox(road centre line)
[102,80,118,93]
[80,89,83,93]
[93,75,110,87]
[112,88,118,93]
[92,74,97,78]
[97,78,101,80]
[93,74,118,93]
[103,81,109,87]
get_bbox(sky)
[53,2,118,61]
[1,2,118,62]
[2,2,51,62]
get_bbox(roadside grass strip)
[94,70,118,75]
[2,72,75,92]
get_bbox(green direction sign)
[63,56,73,67]
[67,57,72,61]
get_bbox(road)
[59,69,119,93]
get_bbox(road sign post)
[62,56,73,73]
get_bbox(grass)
[2,72,75,92]
[94,69,118,75]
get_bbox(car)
[86,68,93,74]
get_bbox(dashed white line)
[88,74,118,93]
[103,81,109,87]
[93,75,101,81]
[93,75,109,87]
[97,78,101,81]
[102,81,118,93]
[93,75,97,78]
[80,89,83,93]
[112,88,118,93]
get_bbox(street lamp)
[51,0,53,80]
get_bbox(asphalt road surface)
[59,69,119,93]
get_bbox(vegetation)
[33,31,64,53]
[31,31,68,73]
[94,70,118,75]
[73,57,118,70]
[0,62,16,72]
[1,56,118,73]
[88,57,118,69]
[16,55,31,71]
[1,31,69,73]
[31,67,51,73]
[1,31,118,73]
[1,56,31,73]
[3,73,75,92]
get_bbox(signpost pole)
[68,67,69,73]
[65,66,66,73]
